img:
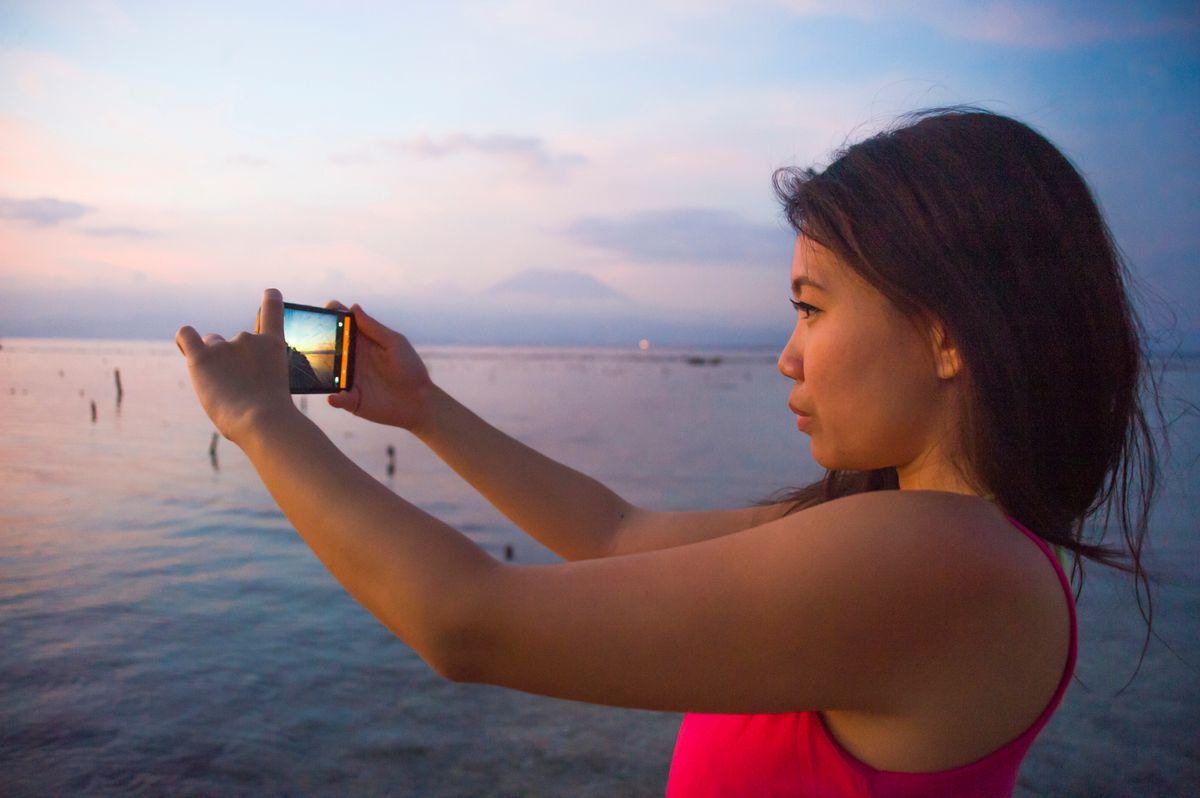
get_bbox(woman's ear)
[929,320,962,380]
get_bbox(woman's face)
[777,236,960,480]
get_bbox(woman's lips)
[789,403,813,432]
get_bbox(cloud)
[389,133,587,179]
[0,195,155,240]
[931,1,1200,49]
[564,208,793,268]
[775,0,1200,49]
[462,0,727,53]
[0,196,93,227]
[81,226,158,240]
[466,0,1198,52]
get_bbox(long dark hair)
[770,108,1159,657]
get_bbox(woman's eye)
[790,298,818,319]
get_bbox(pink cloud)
[388,133,587,180]
[2,218,201,289]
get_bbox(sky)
[282,306,338,354]
[1,0,1197,347]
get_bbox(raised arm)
[412,385,794,558]
[325,300,792,560]
[175,292,1054,724]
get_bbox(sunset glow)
[2,2,1197,347]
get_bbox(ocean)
[1,338,1197,796]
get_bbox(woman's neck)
[895,441,989,499]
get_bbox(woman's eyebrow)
[791,276,827,294]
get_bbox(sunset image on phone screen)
[283,307,339,392]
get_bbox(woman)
[176,108,1156,796]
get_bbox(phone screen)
[263,302,355,394]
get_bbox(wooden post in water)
[209,432,220,470]
[90,400,97,423]
[386,445,396,477]
[114,368,124,407]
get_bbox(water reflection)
[0,339,1195,796]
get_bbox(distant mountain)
[491,269,633,304]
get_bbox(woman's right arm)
[327,302,792,561]
[413,385,794,559]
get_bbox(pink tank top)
[666,516,1078,797]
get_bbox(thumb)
[351,304,392,341]
[327,385,362,414]
[175,325,204,360]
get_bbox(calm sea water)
[1,338,1197,797]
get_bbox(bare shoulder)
[803,490,1074,771]
[780,489,1045,581]
[800,489,1071,686]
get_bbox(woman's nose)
[778,336,803,381]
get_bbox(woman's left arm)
[177,290,1018,716]
[177,289,498,675]
[241,408,499,674]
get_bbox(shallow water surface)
[1,339,1197,796]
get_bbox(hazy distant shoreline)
[0,336,786,362]
[2,336,1196,371]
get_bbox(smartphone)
[257,302,356,394]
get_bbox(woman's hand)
[176,288,298,446]
[323,300,435,431]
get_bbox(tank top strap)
[1002,515,1078,742]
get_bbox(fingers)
[176,327,227,360]
[350,303,388,339]
[175,326,205,358]
[327,385,361,414]
[259,288,285,338]
[321,301,395,347]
